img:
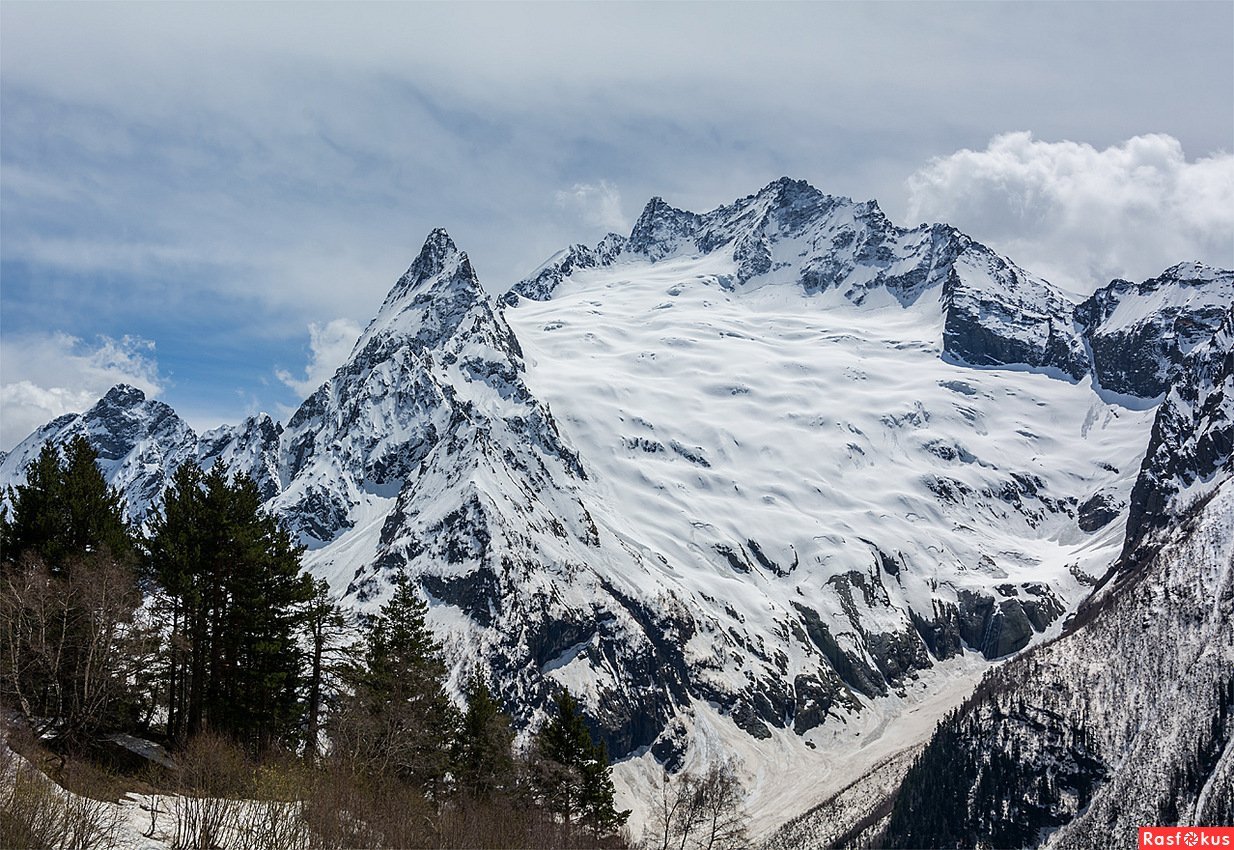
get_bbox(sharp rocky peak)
[627,196,700,260]
[97,383,148,408]
[387,228,478,301]
[353,229,494,357]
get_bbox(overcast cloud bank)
[1,3,1229,450]
[906,132,1234,294]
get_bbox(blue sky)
[2,2,1232,449]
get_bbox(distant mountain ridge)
[2,177,1231,839]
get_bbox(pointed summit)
[628,196,700,260]
[356,229,487,348]
[99,384,147,407]
[390,228,477,299]
[407,227,461,279]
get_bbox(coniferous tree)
[452,672,516,799]
[148,460,313,752]
[0,437,131,571]
[300,577,353,757]
[332,574,457,794]
[533,689,629,839]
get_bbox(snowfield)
[504,249,1154,833]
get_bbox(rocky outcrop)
[197,413,283,501]
[503,234,626,305]
[1121,306,1234,566]
[940,249,1090,380]
[1077,262,1234,399]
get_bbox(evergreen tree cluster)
[0,438,630,848]
[531,690,629,839]
[883,686,1107,849]
[149,461,314,751]
[0,437,147,744]
[0,437,131,570]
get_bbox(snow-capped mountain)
[510,178,1090,380]
[0,384,198,525]
[2,178,1231,838]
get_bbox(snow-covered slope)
[501,219,1155,833]
[880,326,1234,845]
[2,178,1231,838]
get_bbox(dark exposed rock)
[714,543,750,573]
[911,601,963,661]
[1077,263,1233,399]
[628,196,701,261]
[419,568,501,627]
[793,602,885,699]
[503,233,628,305]
[651,720,689,772]
[791,672,847,734]
[1121,306,1234,567]
[941,258,1089,381]
[985,600,1035,659]
[957,586,1060,660]
[957,590,996,651]
[866,629,932,683]
[1078,492,1121,532]
[1020,584,1066,632]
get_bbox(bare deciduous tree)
[0,554,152,745]
[644,761,749,850]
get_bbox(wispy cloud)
[0,333,166,449]
[554,181,628,234]
[275,319,363,399]
[906,132,1234,293]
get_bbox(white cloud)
[905,132,1234,294]
[275,319,363,398]
[554,181,629,234]
[0,333,165,450]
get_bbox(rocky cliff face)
[197,413,283,501]
[1120,305,1234,567]
[1077,262,1234,399]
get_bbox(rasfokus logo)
[1139,828,1234,847]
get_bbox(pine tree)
[580,737,628,839]
[300,577,352,757]
[148,460,313,752]
[0,437,131,571]
[452,672,516,799]
[533,689,629,838]
[332,574,457,794]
